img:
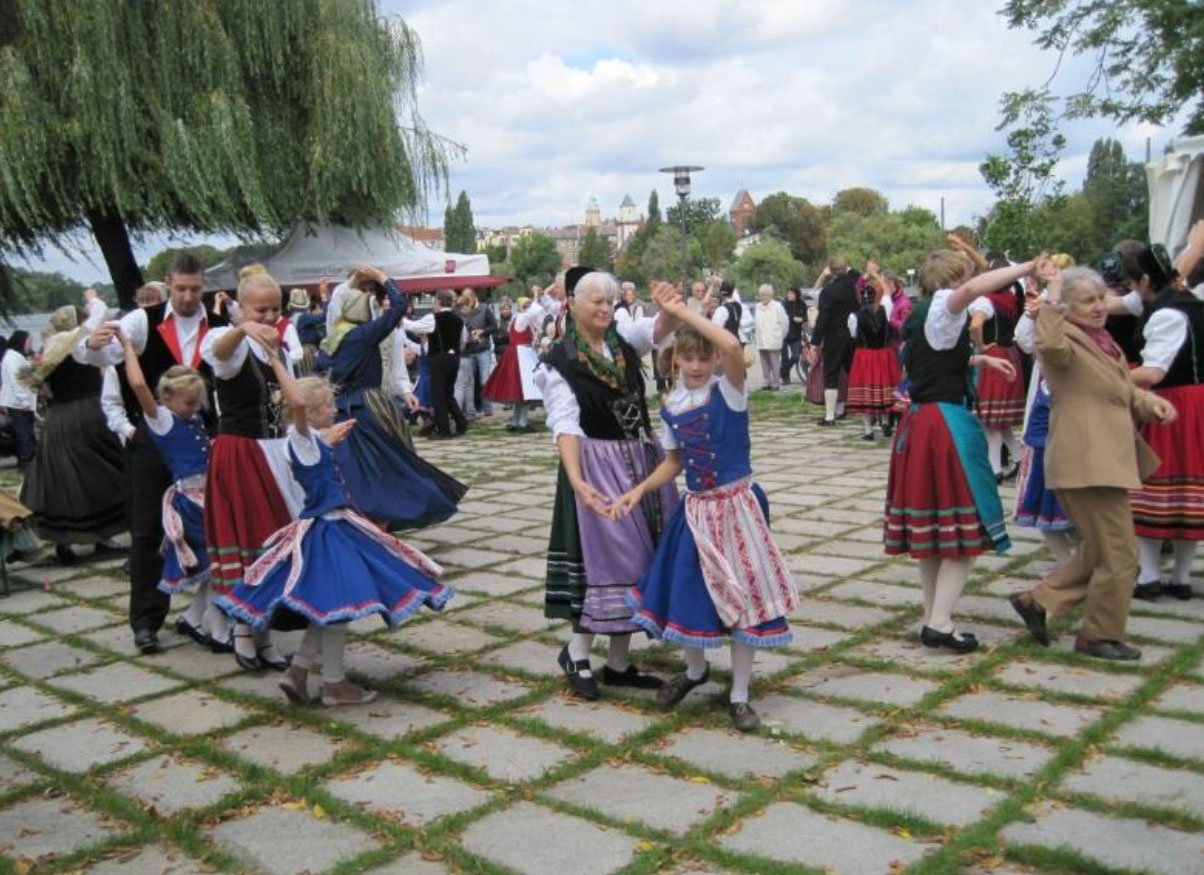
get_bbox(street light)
[659,165,704,283]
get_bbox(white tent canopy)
[205,225,490,291]
[1147,135,1204,253]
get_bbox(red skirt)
[884,404,994,558]
[805,349,848,405]
[1131,383,1204,540]
[975,345,1025,428]
[204,435,294,590]
[483,344,523,403]
[846,347,902,415]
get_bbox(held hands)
[979,355,1018,382]
[650,281,685,315]
[1151,397,1178,424]
[242,321,280,350]
[608,485,644,520]
[321,419,357,446]
[403,393,420,412]
[571,477,613,519]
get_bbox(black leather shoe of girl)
[557,646,599,700]
[601,664,663,689]
[919,626,978,653]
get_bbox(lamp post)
[659,165,704,284]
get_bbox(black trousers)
[822,334,853,390]
[780,338,803,382]
[124,427,172,634]
[430,353,467,436]
[6,407,36,469]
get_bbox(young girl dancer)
[620,286,798,732]
[969,270,1027,480]
[846,272,902,440]
[119,337,214,644]
[217,355,452,707]
[885,251,1039,653]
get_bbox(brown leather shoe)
[1074,638,1141,661]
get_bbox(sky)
[20,0,1183,283]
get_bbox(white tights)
[291,625,348,684]
[1137,536,1198,585]
[567,632,633,678]
[985,427,1020,475]
[918,556,972,634]
[683,640,756,703]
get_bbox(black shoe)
[93,540,127,557]
[174,616,210,647]
[729,701,761,732]
[1001,462,1020,481]
[1008,593,1050,646]
[557,646,599,700]
[418,425,435,438]
[1133,581,1163,601]
[861,433,876,441]
[257,646,290,672]
[232,634,262,672]
[1162,582,1193,600]
[601,664,663,689]
[134,629,163,655]
[504,423,517,432]
[881,424,894,438]
[1074,638,1141,661]
[816,418,837,427]
[656,664,710,709]
[209,634,234,655]
[55,544,79,566]
[919,626,979,654]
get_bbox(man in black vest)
[422,288,469,439]
[809,256,861,425]
[83,252,223,654]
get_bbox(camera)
[1096,251,1123,287]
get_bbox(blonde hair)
[657,326,717,385]
[919,249,974,296]
[157,366,207,409]
[293,376,334,410]
[1051,253,1076,269]
[238,263,268,281]
[237,268,280,302]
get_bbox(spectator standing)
[753,285,789,391]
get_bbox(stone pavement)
[1,395,1202,875]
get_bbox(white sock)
[919,557,940,626]
[985,429,1003,475]
[180,581,207,627]
[292,626,322,672]
[836,400,846,417]
[206,604,230,645]
[254,628,283,663]
[1001,427,1020,467]
[1137,536,1163,584]
[319,625,348,684]
[684,647,708,681]
[568,632,595,677]
[1171,540,1197,585]
[824,389,838,421]
[232,622,257,659]
[729,640,756,704]
[1041,530,1075,563]
[862,415,874,436]
[928,557,972,634]
[606,634,632,672]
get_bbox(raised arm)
[946,259,1037,316]
[119,332,160,420]
[268,348,310,438]
[651,281,745,389]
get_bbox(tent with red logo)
[204,225,504,293]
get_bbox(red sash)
[157,315,208,368]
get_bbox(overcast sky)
[20,0,1181,283]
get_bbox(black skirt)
[20,395,127,544]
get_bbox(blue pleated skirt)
[1013,445,1071,531]
[158,491,211,594]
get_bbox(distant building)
[616,194,640,251]
[585,195,602,229]
[729,189,756,237]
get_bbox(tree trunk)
[88,207,143,310]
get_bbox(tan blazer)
[1035,304,1161,490]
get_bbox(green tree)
[6,269,86,313]
[826,209,945,277]
[443,190,476,253]
[639,225,702,283]
[1029,193,1098,263]
[731,240,807,295]
[509,232,561,285]
[665,197,721,233]
[699,220,737,272]
[832,187,890,218]
[646,190,662,228]
[0,1,455,308]
[1082,138,1148,252]
[483,244,508,268]
[1000,0,1204,135]
[145,245,229,282]
[750,193,827,265]
[578,226,613,271]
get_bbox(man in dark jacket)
[808,257,860,425]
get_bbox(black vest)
[47,358,102,404]
[428,310,463,356]
[1106,312,1143,364]
[544,334,650,440]
[1147,291,1204,389]
[855,306,889,349]
[723,301,742,338]
[903,298,973,405]
[984,312,1016,346]
[115,303,221,428]
[215,352,283,438]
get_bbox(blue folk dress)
[628,377,797,648]
[216,431,452,630]
[146,407,212,594]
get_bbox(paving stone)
[53,575,129,599]
[757,694,880,744]
[955,595,1032,624]
[80,844,211,875]
[826,579,918,608]
[691,644,799,676]
[151,642,242,679]
[792,598,899,629]
[655,727,817,779]
[456,599,561,634]
[812,761,1002,826]
[0,619,44,647]
[130,689,255,736]
[78,622,184,654]
[793,665,940,707]
[0,795,125,864]
[1,639,105,679]
[1111,714,1204,760]
[432,724,574,782]
[491,556,549,579]
[481,533,552,555]
[28,604,122,634]
[206,805,378,875]
[1060,753,1204,818]
[994,660,1145,701]
[875,726,1054,779]
[108,755,240,815]
[719,801,929,873]
[338,640,425,682]
[514,697,658,744]
[367,851,457,874]
[328,696,450,741]
[0,684,76,732]
[0,588,70,616]
[11,717,148,772]
[940,690,1106,738]
[793,553,881,580]
[1153,681,1204,716]
[325,759,491,826]
[444,569,538,596]
[403,668,534,707]
[787,625,853,652]
[221,723,346,774]
[846,636,990,673]
[460,801,638,875]
[0,752,42,792]
[48,661,184,704]
[547,764,736,835]
[432,546,514,570]
[483,638,565,675]
[1002,803,1204,875]
[1123,613,1203,644]
[400,620,505,655]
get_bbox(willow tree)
[0,0,455,308]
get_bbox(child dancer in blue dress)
[119,335,214,647]
[619,286,798,732]
[217,351,452,706]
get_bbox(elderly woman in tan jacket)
[1009,264,1177,660]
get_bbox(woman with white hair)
[753,284,789,390]
[540,268,680,700]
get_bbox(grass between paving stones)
[2,408,1202,874]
